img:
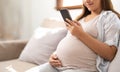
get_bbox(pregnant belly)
[56,36,97,68]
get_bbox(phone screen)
[60,9,72,22]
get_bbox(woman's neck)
[91,8,102,16]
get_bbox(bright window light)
[63,0,83,6]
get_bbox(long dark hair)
[76,0,120,21]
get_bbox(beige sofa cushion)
[0,40,27,61]
[0,59,37,72]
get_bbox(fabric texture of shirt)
[96,10,120,72]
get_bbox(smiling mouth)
[88,3,93,6]
[86,3,94,7]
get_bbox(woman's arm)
[65,18,118,61]
[77,31,117,61]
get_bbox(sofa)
[0,18,120,72]
[0,18,67,72]
[0,40,37,72]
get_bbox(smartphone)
[60,9,72,22]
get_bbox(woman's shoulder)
[101,10,119,19]
[101,10,120,28]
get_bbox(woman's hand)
[65,18,84,38]
[49,53,62,67]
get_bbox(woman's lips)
[87,3,93,6]
[86,3,94,7]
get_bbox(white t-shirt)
[56,15,99,71]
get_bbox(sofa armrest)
[0,40,28,61]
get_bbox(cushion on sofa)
[19,27,67,65]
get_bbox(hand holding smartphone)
[60,9,72,23]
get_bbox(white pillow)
[108,46,120,72]
[19,27,67,65]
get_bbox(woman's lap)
[26,62,59,72]
[26,62,94,72]
[61,69,92,72]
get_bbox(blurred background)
[0,0,119,40]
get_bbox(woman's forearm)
[78,32,117,61]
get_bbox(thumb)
[53,54,58,59]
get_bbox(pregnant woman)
[26,0,120,72]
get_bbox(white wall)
[31,0,60,30]
[21,0,62,39]
[112,0,120,13]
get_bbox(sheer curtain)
[0,0,32,40]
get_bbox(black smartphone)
[60,9,72,22]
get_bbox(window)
[56,0,83,10]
